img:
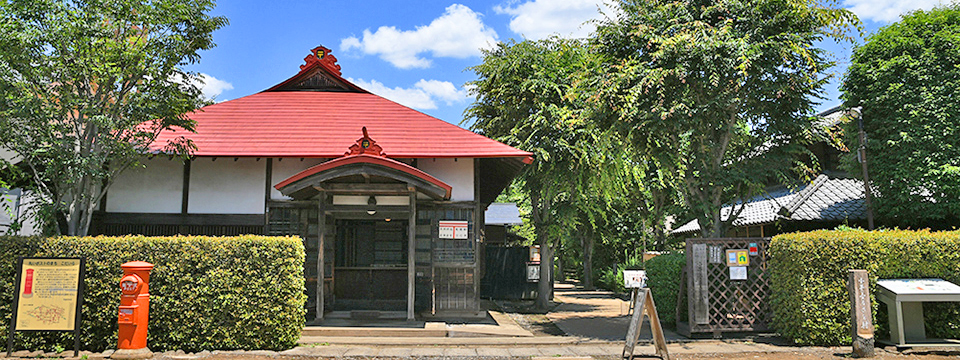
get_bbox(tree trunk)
[539,243,554,303]
[581,225,595,290]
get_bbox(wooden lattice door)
[678,237,772,336]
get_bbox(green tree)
[591,0,858,237]
[467,38,606,308]
[841,4,960,227]
[0,0,227,235]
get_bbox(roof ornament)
[346,127,386,157]
[301,45,342,76]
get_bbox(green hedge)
[645,253,685,326]
[770,229,960,345]
[0,235,306,352]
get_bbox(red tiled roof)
[150,47,531,159]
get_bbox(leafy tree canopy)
[591,0,858,237]
[841,4,960,227]
[0,0,227,235]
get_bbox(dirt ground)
[665,348,960,360]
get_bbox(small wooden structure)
[623,288,670,360]
[678,237,772,336]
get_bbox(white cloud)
[349,78,468,110]
[494,0,614,40]
[844,0,946,23]
[340,4,498,69]
[196,73,233,101]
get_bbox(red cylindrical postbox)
[113,261,154,360]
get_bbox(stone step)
[302,323,447,337]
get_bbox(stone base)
[852,336,875,358]
[111,348,153,360]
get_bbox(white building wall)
[270,158,328,200]
[107,158,183,213]
[1,190,41,236]
[189,158,266,214]
[418,158,474,201]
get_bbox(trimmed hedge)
[0,235,306,352]
[770,229,960,345]
[645,253,685,326]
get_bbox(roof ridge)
[780,174,829,218]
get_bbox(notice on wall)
[438,220,468,239]
[726,249,749,267]
[526,264,540,282]
[709,245,723,264]
[14,258,83,331]
[730,266,747,280]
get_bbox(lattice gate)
[677,237,772,336]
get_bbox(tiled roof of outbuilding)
[672,174,866,234]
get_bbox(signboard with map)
[7,257,85,356]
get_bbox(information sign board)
[729,266,747,280]
[725,249,749,267]
[438,220,468,239]
[623,270,647,288]
[526,264,540,282]
[7,257,85,357]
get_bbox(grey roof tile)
[672,174,867,234]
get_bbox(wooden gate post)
[848,269,875,357]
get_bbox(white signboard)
[730,266,747,280]
[877,278,960,295]
[624,270,647,288]
[438,220,468,239]
[526,264,540,282]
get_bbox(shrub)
[645,253,685,326]
[595,255,643,294]
[770,229,960,345]
[0,235,306,352]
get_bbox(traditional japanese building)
[92,46,532,321]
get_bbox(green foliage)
[645,253,685,326]
[467,37,615,307]
[594,254,643,294]
[0,235,305,352]
[841,4,960,228]
[769,229,960,345]
[591,0,859,237]
[0,0,227,236]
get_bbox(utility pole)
[857,114,875,230]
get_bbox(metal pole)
[858,116,875,230]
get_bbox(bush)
[770,229,960,345]
[0,235,306,352]
[595,255,643,294]
[645,253,685,326]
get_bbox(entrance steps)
[301,310,534,338]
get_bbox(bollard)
[113,261,154,360]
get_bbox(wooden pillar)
[407,188,417,320]
[317,191,325,321]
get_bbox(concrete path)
[547,284,684,341]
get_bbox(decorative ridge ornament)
[346,127,386,157]
[301,45,342,76]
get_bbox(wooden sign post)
[848,270,874,358]
[623,288,670,360]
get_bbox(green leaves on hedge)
[0,235,306,352]
[769,229,960,345]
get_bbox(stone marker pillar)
[848,270,875,358]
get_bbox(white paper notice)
[730,266,747,280]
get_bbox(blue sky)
[187,0,951,126]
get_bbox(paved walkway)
[547,284,684,341]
